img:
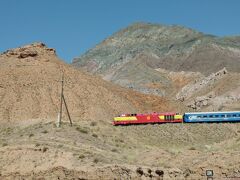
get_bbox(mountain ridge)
[72,23,240,75]
[72,22,240,110]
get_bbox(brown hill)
[0,42,180,122]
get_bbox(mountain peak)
[111,22,202,40]
[73,22,240,97]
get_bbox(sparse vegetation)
[189,147,196,150]
[76,127,88,134]
[41,130,48,134]
[111,148,118,152]
[3,127,12,135]
[115,138,124,143]
[79,154,85,159]
[90,121,97,126]
[2,143,8,147]
[92,133,98,138]
[57,144,63,148]
[93,158,99,163]
[0,120,239,179]
[42,147,48,153]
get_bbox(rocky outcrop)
[18,50,38,58]
[1,42,56,60]
[186,85,240,111]
[176,68,228,101]
[187,92,215,110]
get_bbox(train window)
[203,115,207,118]
[233,114,236,117]
[215,115,219,118]
[227,114,231,117]
[221,115,225,117]
[209,115,213,118]
[165,115,174,120]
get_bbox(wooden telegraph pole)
[57,73,72,127]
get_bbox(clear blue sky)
[0,0,240,63]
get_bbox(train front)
[113,112,183,125]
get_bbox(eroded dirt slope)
[0,42,179,122]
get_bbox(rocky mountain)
[72,22,240,110]
[0,42,180,122]
[73,22,240,75]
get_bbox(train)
[113,111,240,125]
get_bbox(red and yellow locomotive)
[113,112,183,125]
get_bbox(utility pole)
[62,94,73,126]
[57,73,72,127]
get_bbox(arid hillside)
[0,42,180,123]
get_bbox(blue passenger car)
[184,111,240,123]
